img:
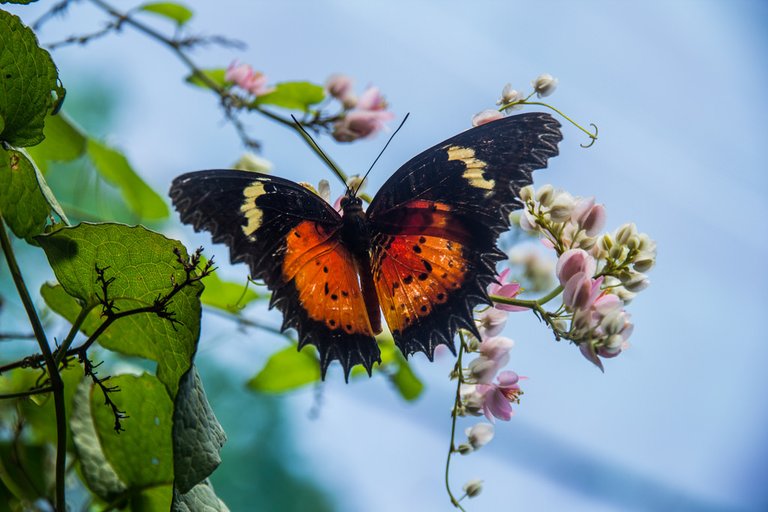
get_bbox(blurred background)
[2,1,767,510]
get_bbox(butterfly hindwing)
[169,170,381,379]
[367,113,563,357]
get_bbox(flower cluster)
[225,61,273,97]
[518,185,657,369]
[472,73,559,127]
[326,75,395,143]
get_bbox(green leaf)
[0,147,51,238]
[0,441,51,503]
[26,112,87,173]
[173,480,229,512]
[172,367,226,493]
[36,223,203,396]
[87,138,169,220]
[254,81,325,111]
[139,2,194,26]
[185,68,226,90]
[31,154,69,225]
[89,374,174,489]
[201,269,264,313]
[70,380,128,499]
[247,345,320,393]
[390,359,424,401]
[0,10,60,146]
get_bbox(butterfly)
[169,112,562,379]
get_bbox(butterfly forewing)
[367,113,563,356]
[169,170,381,379]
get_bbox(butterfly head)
[340,192,363,213]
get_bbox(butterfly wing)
[367,113,563,357]
[170,170,380,379]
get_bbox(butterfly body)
[170,113,563,379]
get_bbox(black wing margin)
[169,170,381,379]
[367,113,563,358]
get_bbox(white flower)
[465,423,495,449]
[532,73,558,97]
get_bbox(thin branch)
[0,386,54,400]
[0,332,36,341]
[0,217,67,511]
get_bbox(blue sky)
[6,1,768,510]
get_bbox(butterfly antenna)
[290,115,348,189]
[354,113,410,196]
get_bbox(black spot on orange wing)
[372,231,484,359]
[169,170,381,379]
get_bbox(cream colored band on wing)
[241,181,267,236]
[446,145,494,191]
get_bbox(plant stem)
[0,218,66,511]
[444,332,467,512]
[0,386,54,400]
[54,306,90,366]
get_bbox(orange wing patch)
[372,233,468,335]
[283,221,373,336]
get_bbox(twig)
[79,354,127,432]
[444,331,467,512]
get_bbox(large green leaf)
[0,147,51,238]
[26,112,87,173]
[0,10,62,146]
[91,374,173,487]
[139,2,193,26]
[247,345,320,393]
[172,367,226,493]
[70,379,127,500]
[36,223,203,396]
[185,68,226,90]
[172,480,229,512]
[87,138,169,220]
[254,81,325,111]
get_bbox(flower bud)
[556,249,596,287]
[615,287,636,303]
[599,234,613,251]
[623,273,650,292]
[325,74,354,100]
[519,209,539,232]
[519,185,534,202]
[609,245,628,261]
[552,318,569,332]
[317,179,331,202]
[548,193,574,222]
[581,204,607,236]
[463,479,484,498]
[615,223,637,246]
[233,152,273,173]
[598,334,625,358]
[466,422,494,449]
[535,184,555,206]
[532,73,558,97]
[472,109,504,127]
[457,443,473,455]
[346,174,367,193]
[633,255,655,273]
[497,83,523,107]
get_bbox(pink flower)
[477,307,508,339]
[356,86,388,111]
[326,74,353,99]
[332,110,395,142]
[575,290,633,370]
[226,61,272,96]
[476,371,522,422]
[488,268,526,312]
[471,109,504,127]
[467,336,513,384]
[556,249,596,287]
